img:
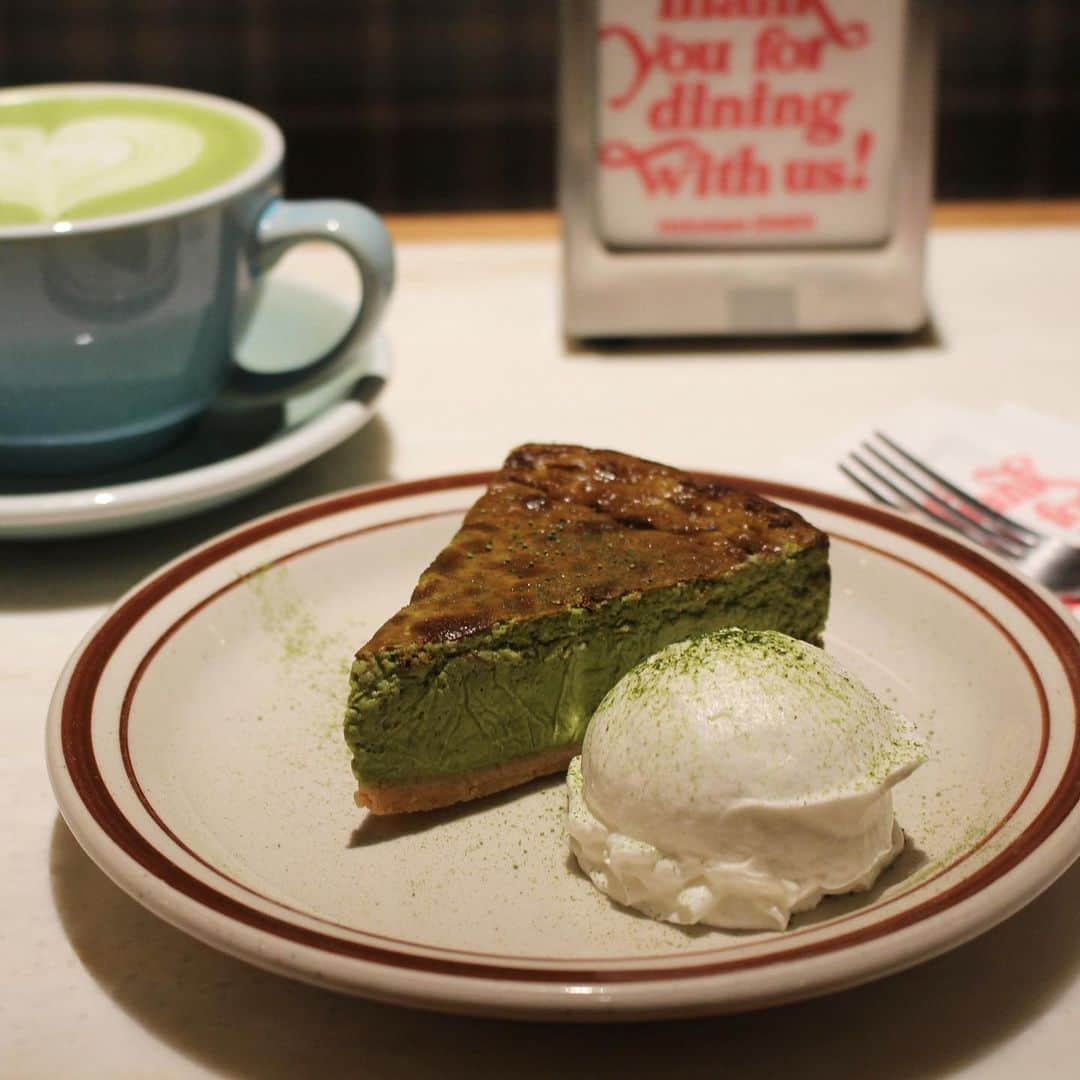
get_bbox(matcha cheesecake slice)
[345,444,830,814]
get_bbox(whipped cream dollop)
[566,629,926,931]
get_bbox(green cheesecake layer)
[345,543,828,786]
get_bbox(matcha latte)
[0,85,270,227]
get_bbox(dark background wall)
[2,1,1077,212]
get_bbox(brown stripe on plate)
[114,520,1049,965]
[60,473,1080,985]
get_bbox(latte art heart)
[0,116,204,222]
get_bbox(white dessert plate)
[0,276,391,540]
[46,473,1080,1020]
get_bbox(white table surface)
[4,225,1080,1078]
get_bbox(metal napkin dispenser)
[560,0,936,338]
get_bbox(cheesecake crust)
[355,744,580,815]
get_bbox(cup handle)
[217,196,395,408]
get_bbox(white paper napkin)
[776,398,1080,610]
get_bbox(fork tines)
[840,433,1042,557]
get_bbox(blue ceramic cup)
[0,84,394,472]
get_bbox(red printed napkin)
[778,400,1080,613]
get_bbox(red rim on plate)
[48,473,1080,1015]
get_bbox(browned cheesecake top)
[361,444,826,655]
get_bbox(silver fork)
[840,432,1080,595]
